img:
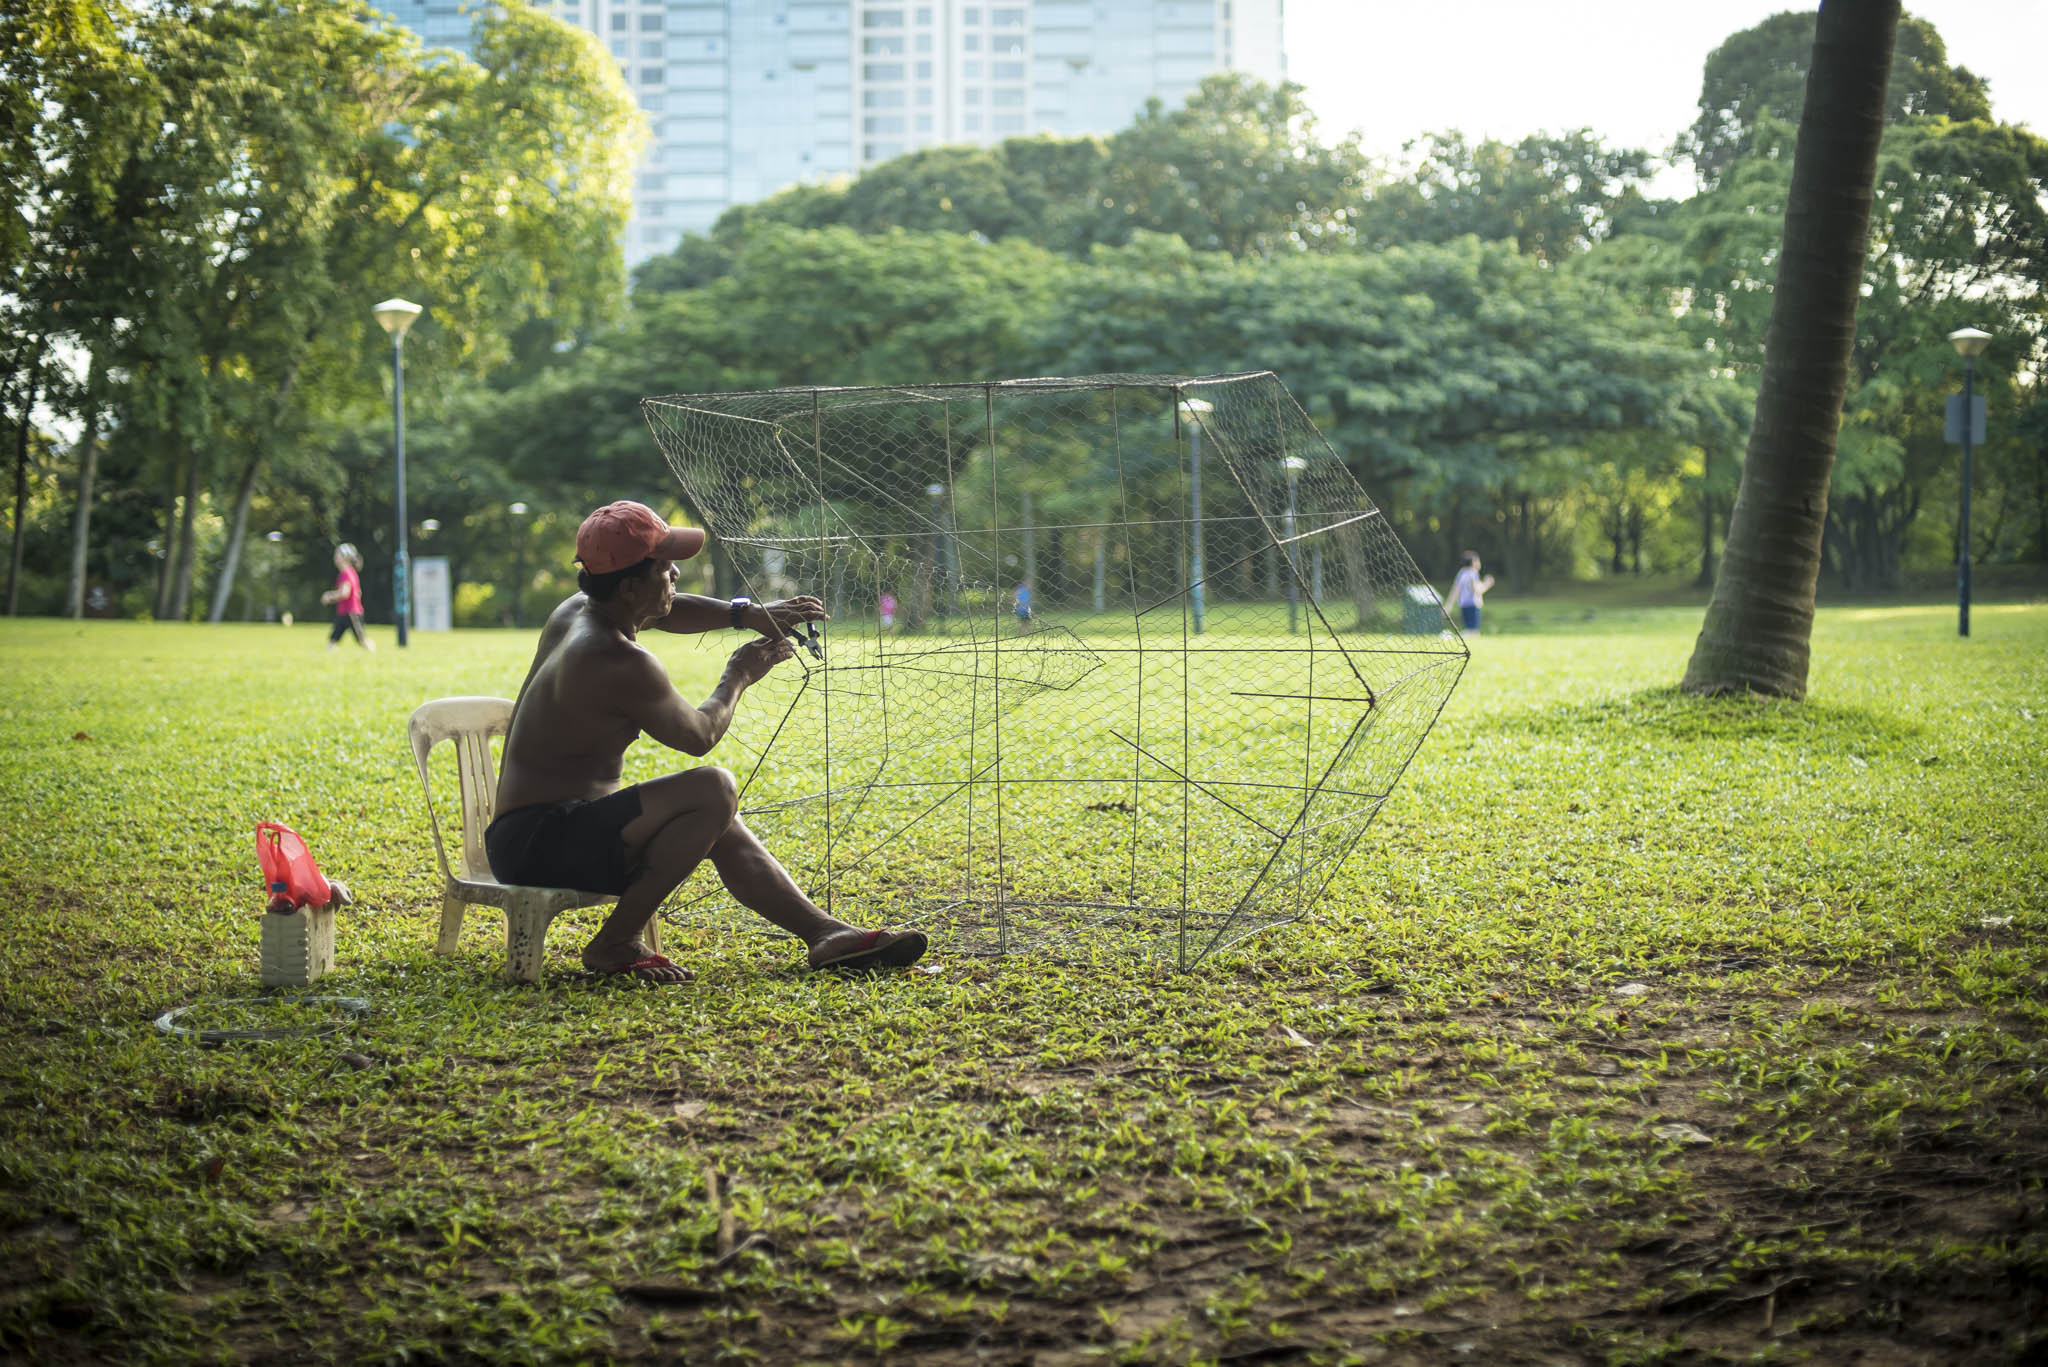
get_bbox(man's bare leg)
[701,816,915,968]
[583,767,740,981]
[592,765,921,975]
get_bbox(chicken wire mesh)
[642,372,1465,967]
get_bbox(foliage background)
[3,3,2044,624]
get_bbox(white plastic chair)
[407,696,658,982]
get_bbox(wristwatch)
[728,596,751,629]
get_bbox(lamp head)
[264,530,283,543]
[1177,397,1214,418]
[1947,326,1992,359]
[1281,456,1309,473]
[373,297,424,340]
[420,518,441,533]
[509,502,528,516]
[926,483,945,497]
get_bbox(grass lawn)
[1,599,2044,1364]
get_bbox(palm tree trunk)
[1683,0,1900,698]
[167,437,203,620]
[65,354,109,619]
[152,454,181,620]
[208,448,262,623]
[7,358,44,616]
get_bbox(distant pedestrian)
[1448,551,1495,635]
[321,543,374,651]
[879,590,897,629]
[1013,582,1033,625]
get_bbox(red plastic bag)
[256,821,332,911]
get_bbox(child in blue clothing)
[1449,552,1495,634]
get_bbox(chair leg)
[436,892,467,955]
[504,901,557,984]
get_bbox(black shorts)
[484,787,645,894]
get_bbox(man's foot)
[584,942,694,984]
[808,927,928,973]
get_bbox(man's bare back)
[496,598,667,812]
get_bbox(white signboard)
[412,556,452,632]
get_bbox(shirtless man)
[485,500,928,983]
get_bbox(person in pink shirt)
[321,543,374,651]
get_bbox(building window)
[863,88,906,107]
[865,141,905,159]
[992,6,1023,25]
[915,85,933,104]
[638,12,660,29]
[609,11,626,29]
[864,62,905,80]
[609,38,627,55]
[914,6,931,22]
[962,7,980,24]
[993,61,1023,78]
[992,112,1024,132]
[639,39,662,58]
[640,65,662,84]
[641,92,664,110]
[864,115,907,134]
[646,200,668,219]
[963,34,979,51]
[916,113,933,132]
[863,35,905,53]
[964,114,980,132]
[992,34,1022,52]
[963,86,980,105]
[915,60,931,79]
[993,86,1023,106]
[863,7,903,26]
[915,32,931,52]
[963,59,981,77]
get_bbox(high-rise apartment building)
[373,1,1286,265]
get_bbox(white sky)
[1284,0,2048,184]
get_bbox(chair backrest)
[408,697,514,883]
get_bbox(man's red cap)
[574,501,706,574]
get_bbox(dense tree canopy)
[5,5,2042,625]
[1682,10,1990,186]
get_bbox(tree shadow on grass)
[1484,685,1927,747]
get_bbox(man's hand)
[725,634,797,686]
[747,596,826,636]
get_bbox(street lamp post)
[508,501,530,628]
[1281,456,1308,634]
[1947,326,1992,638]
[1177,397,1213,635]
[373,298,423,646]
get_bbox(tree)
[1045,232,1701,586]
[2,0,153,616]
[1354,130,1655,263]
[1683,0,1900,698]
[19,0,639,622]
[1682,9,1988,187]
[1100,74,1364,257]
[654,74,1362,276]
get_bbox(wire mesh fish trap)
[642,372,1465,968]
